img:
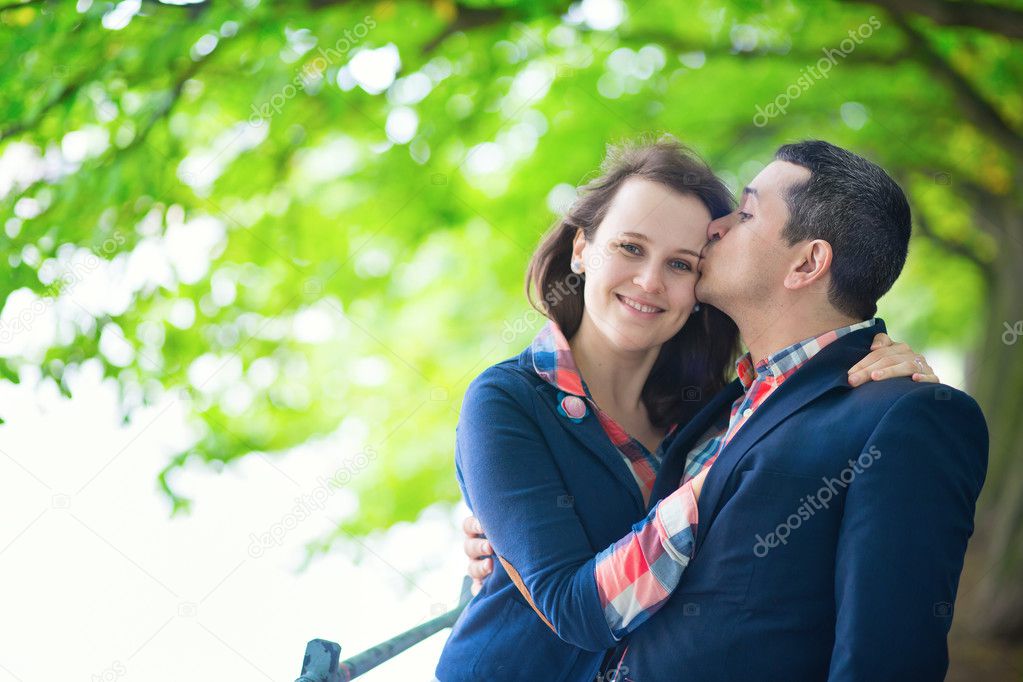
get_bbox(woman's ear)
[571,228,587,264]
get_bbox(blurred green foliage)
[0,0,1018,555]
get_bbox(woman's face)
[572,177,711,352]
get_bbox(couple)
[435,138,988,681]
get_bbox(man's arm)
[828,386,988,681]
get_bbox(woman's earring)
[693,303,701,312]
[571,259,584,275]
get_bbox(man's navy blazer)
[613,321,988,682]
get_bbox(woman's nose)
[634,264,665,293]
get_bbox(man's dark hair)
[774,140,911,319]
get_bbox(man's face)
[695,160,811,317]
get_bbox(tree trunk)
[969,200,1023,640]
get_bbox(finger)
[467,557,493,581]
[467,560,488,581]
[463,536,492,558]
[848,342,909,374]
[849,356,905,385]
[471,579,482,597]
[868,359,924,382]
[870,332,893,350]
[912,372,940,383]
[462,515,483,537]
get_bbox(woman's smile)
[615,293,666,317]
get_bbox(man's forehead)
[746,160,811,198]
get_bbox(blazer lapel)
[531,383,646,514]
[649,379,743,508]
[693,326,881,552]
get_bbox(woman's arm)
[457,367,709,651]
[456,367,617,650]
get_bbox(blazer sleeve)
[827,385,988,681]
[455,367,615,651]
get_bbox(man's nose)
[707,213,735,241]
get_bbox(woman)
[435,138,937,682]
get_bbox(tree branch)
[0,0,44,13]
[862,0,1023,40]
[914,207,994,283]
[610,28,913,65]
[422,5,511,54]
[0,71,93,143]
[887,11,1023,165]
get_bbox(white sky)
[0,362,467,681]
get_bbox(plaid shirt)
[593,318,876,640]
[531,321,677,505]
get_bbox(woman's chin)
[603,323,674,354]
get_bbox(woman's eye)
[619,242,641,255]
[738,211,753,222]
[670,260,692,272]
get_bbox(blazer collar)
[692,320,886,552]
[649,378,743,507]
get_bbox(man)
[465,141,988,681]
[610,140,987,681]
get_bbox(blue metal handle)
[296,639,343,682]
[296,577,474,681]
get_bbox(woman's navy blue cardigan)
[435,344,688,681]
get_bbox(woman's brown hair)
[525,135,740,429]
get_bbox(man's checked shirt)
[531,318,875,640]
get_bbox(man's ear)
[784,239,833,291]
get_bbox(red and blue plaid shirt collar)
[734,318,877,390]
[530,320,588,397]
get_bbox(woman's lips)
[616,293,665,317]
